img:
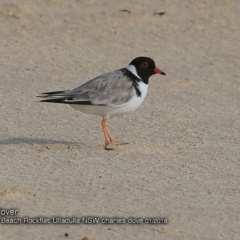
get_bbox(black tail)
[37,91,66,98]
[41,90,65,95]
[40,98,68,103]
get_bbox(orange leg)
[105,127,115,143]
[101,118,111,146]
[101,118,128,148]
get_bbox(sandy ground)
[0,0,240,239]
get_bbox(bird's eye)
[141,62,148,68]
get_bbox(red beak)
[154,67,166,76]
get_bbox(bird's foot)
[111,140,128,145]
[104,139,128,150]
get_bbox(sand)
[0,0,239,239]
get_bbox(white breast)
[109,81,148,116]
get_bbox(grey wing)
[73,69,134,106]
[40,69,134,107]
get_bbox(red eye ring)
[141,62,148,68]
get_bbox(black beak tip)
[161,71,166,76]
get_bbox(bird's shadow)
[0,137,79,146]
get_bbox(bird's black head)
[128,56,166,84]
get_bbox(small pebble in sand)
[153,11,165,16]
[119,9,131,14]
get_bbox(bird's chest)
[127,81,148,111]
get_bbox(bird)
[38,56,166,149]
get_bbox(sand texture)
[0,0,240,239]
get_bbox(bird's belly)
[69,102,140,117]
[69,96,145,117]
[70,104,116,116]
[112,94,146,115]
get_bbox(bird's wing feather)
[40,69,135,107]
